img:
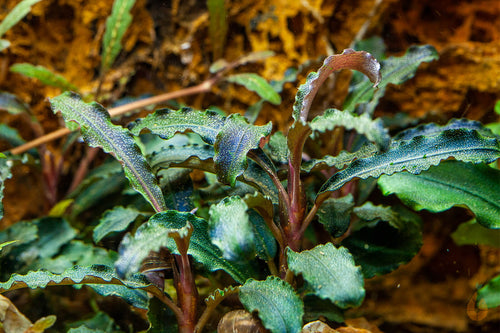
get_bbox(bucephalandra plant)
[0,44,499,332]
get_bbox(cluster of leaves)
[0,1,500,332]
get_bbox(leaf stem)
[194,287,239,333]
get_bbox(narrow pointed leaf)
[10,63,78,91]
[226,73,281,105]
[239,276,304,333]
[0,0,42,38]
[208,196,256,262]
[477,275,500,309]
[93,206,145,243]
[101,0,136,71]
[317,128,500,204]
[129,107,226,145]
[309,108,390,149]
[344,45,439,112]
[50,92,166,212]
[116,211,249,283]
[294,48,381,120]
[207,0,227,60]
[378,160,500,228]
[287,243,365,308]
[214,114,272,186]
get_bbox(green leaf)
[309,108,390,150]
[265,131,289,164]
[147,297,178,333]
[90,284,149,310]
[0,0,42,38]
[343,204,422,278]
[477,275,500,309]
[344,45,439,113]
[50,92,166,212]
[207,0,227,60]
[129,107,226,145]
[0,157,13,221]
[226,73,281,105]
[294,49,381,121]
[378,160,500,229]
[317,194,354,237]
[248,209,277,261]
[101,0,136,71]
[303,294,344,323]
[10,63,78,91]
[287,243,365,308]
[208,196,256,262]
[239,276,304,333]
[0,264,152,293]
[93,206,145,243]
[0,91,31,115]
[0,124,26,147]
[116,211,249,283]
[67,311,117,333]
[301,144,377,173]
[159,168,194,212]
[0,39,9,51]
[214,114,272,186]
[451,220,500,247]
[317,128,500,204]
[0,240,18,252]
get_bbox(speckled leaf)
[317,194,354,237]
[477,275,500,309]
[239,276,304,333]
[214,114,272,186]
[50,92,166,212]
[378,160,500,229]
[287,243,365,308]
[0,0,42,38]
[309,108,390,150]
[265,131,289,164]
[293,49,381,121]
[208,196,256,262]
[344,45,438,113]
[101,0,136,71]
[301,144,377,173]
[317,128,500,204]
[129,107,226,145]
[93,206,145,243]
[226,73,281,105]
[116,211,248,283]
[10,63,78,91]
[0,157,13,221]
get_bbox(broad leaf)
[293,49,381,121]
[116,211,249,283]
[309,109,390,150]
[343,204,422,278]
[239,276,304,333]
[344,45,439,113]
[301,144,377,173]
[378,160,500,229]
[158,168,194,212]
[10,63,78,91]
[148,297,178,333]
[208,196,256,262]
[317,128,500,204]
[0,0,42,38]
[50,92,166,212]
[93,206,145,243]
[317,194,354,237]
[451,220,500,247]
[226,73,281,105]
[477,275,500,309]
[248,209,277,261]
[214,114,272,186]
[265,131,289,164]
[101,0,136,71]
[287,243,365,308]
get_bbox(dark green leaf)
[207,0,227,60]
[67,311,116,333]
[93,206,145,243]
[266,131,289,164]
[0,124,26,147]
[226,73,281,105]
[303,294,344,323]
[101,0,136,71]
[90,284,149,310]
[0,91,31,115]
[0,157,13,221]
[0,0,42,38]
[317,128,500,204]
[208,196,256,262]
[116,211,249,283]
[239,276,304,333]
[287,243,365,308]
[451,220,500,247]
[159,168,194,212]
[379,161,500,229]
[214,114,272,186]
[477,275,500,309]
[50,92,166,212]
[344,45,438,113]
[309,109,390,150]
[343,204,422,278]
[317,194,354,237]
[147,297,178,333]
[248,209,277,260]
[301,144,377,173]
[10,63,78,91]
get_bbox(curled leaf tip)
[340,48,381,87]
